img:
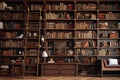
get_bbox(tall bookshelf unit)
[0,0,25,76]
[0,0,120,77]
[75,0,98,76]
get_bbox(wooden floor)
[0,76,120,80]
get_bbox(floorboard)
[0,76,120,80]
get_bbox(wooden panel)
[61,70,75,76]
[61,65,75,69]
[43,65,58,69]
[43,70,59,75]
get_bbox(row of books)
[77,12,120,20]
[76,49,97,56]
[46,12,73,19]
[75,22,97,29]
[25,58,38,65]
[75,40,96,48]
[99,12,120,19]
[46,22,73,29]
[46,3,73,11]
[99,22,120,29]
[2,12,25,20]
[77,3,96,10]
[0,40,24,47]
[48,41,73,48]
[99,49,119,56]
[99,40,119,48]
[2,57,23,65]
[1,49,24,56]
[30,4,43,11]
[46,31,73,39]
[0,1,24,10]
[75,31,97,39]
[0,22,24,29]
[99,4,119,10]
[1,32,21,39]
[29,13,43,20]
[46,22,117,29]
[79,57,97,64]
[27,42,39,48]
[99,31,119,38]
[26,49,38,56]
[28,23,39,29]
[76,13,96,19]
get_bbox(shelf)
[99,38,120,40]
[75,38,97,40]
[0,10,25,12]
[76,19,97,21]
[0,55,24,57]
[78,63,97,66]
[42,63,77,65]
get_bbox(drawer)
[43,65,58,69]
[61,65,75,69]
[43,70,59,75]
[61,70,75,75]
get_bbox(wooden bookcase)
[0,0,25,76]
[0,0,120,77]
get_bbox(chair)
[101,59,120,77]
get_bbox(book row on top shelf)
[0,0,120,10]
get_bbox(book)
[0,22,3,29]
[110,31,118,38]
[118,22,120,29]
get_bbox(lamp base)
[43,57,47,63]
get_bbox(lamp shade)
[42,51,48,57]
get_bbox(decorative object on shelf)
[48,58,55,63]
[42,51,48,63]
[67,49,73,55]
[41,35,44,42]
[11,59,16,64]
[0,65,9,70]
[16,34,24,38]
[0,2,7,10]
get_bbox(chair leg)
[101,71,103,77]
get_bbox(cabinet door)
[43,65,59,69]
[61,70,75,76]
[43,70,59,75]
[61,65,75,69]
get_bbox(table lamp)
[42,51,48,63]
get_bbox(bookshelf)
[0,0,120,77]
[98,0,120,57]
[75,0,98,76]
[0,0,25,76]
